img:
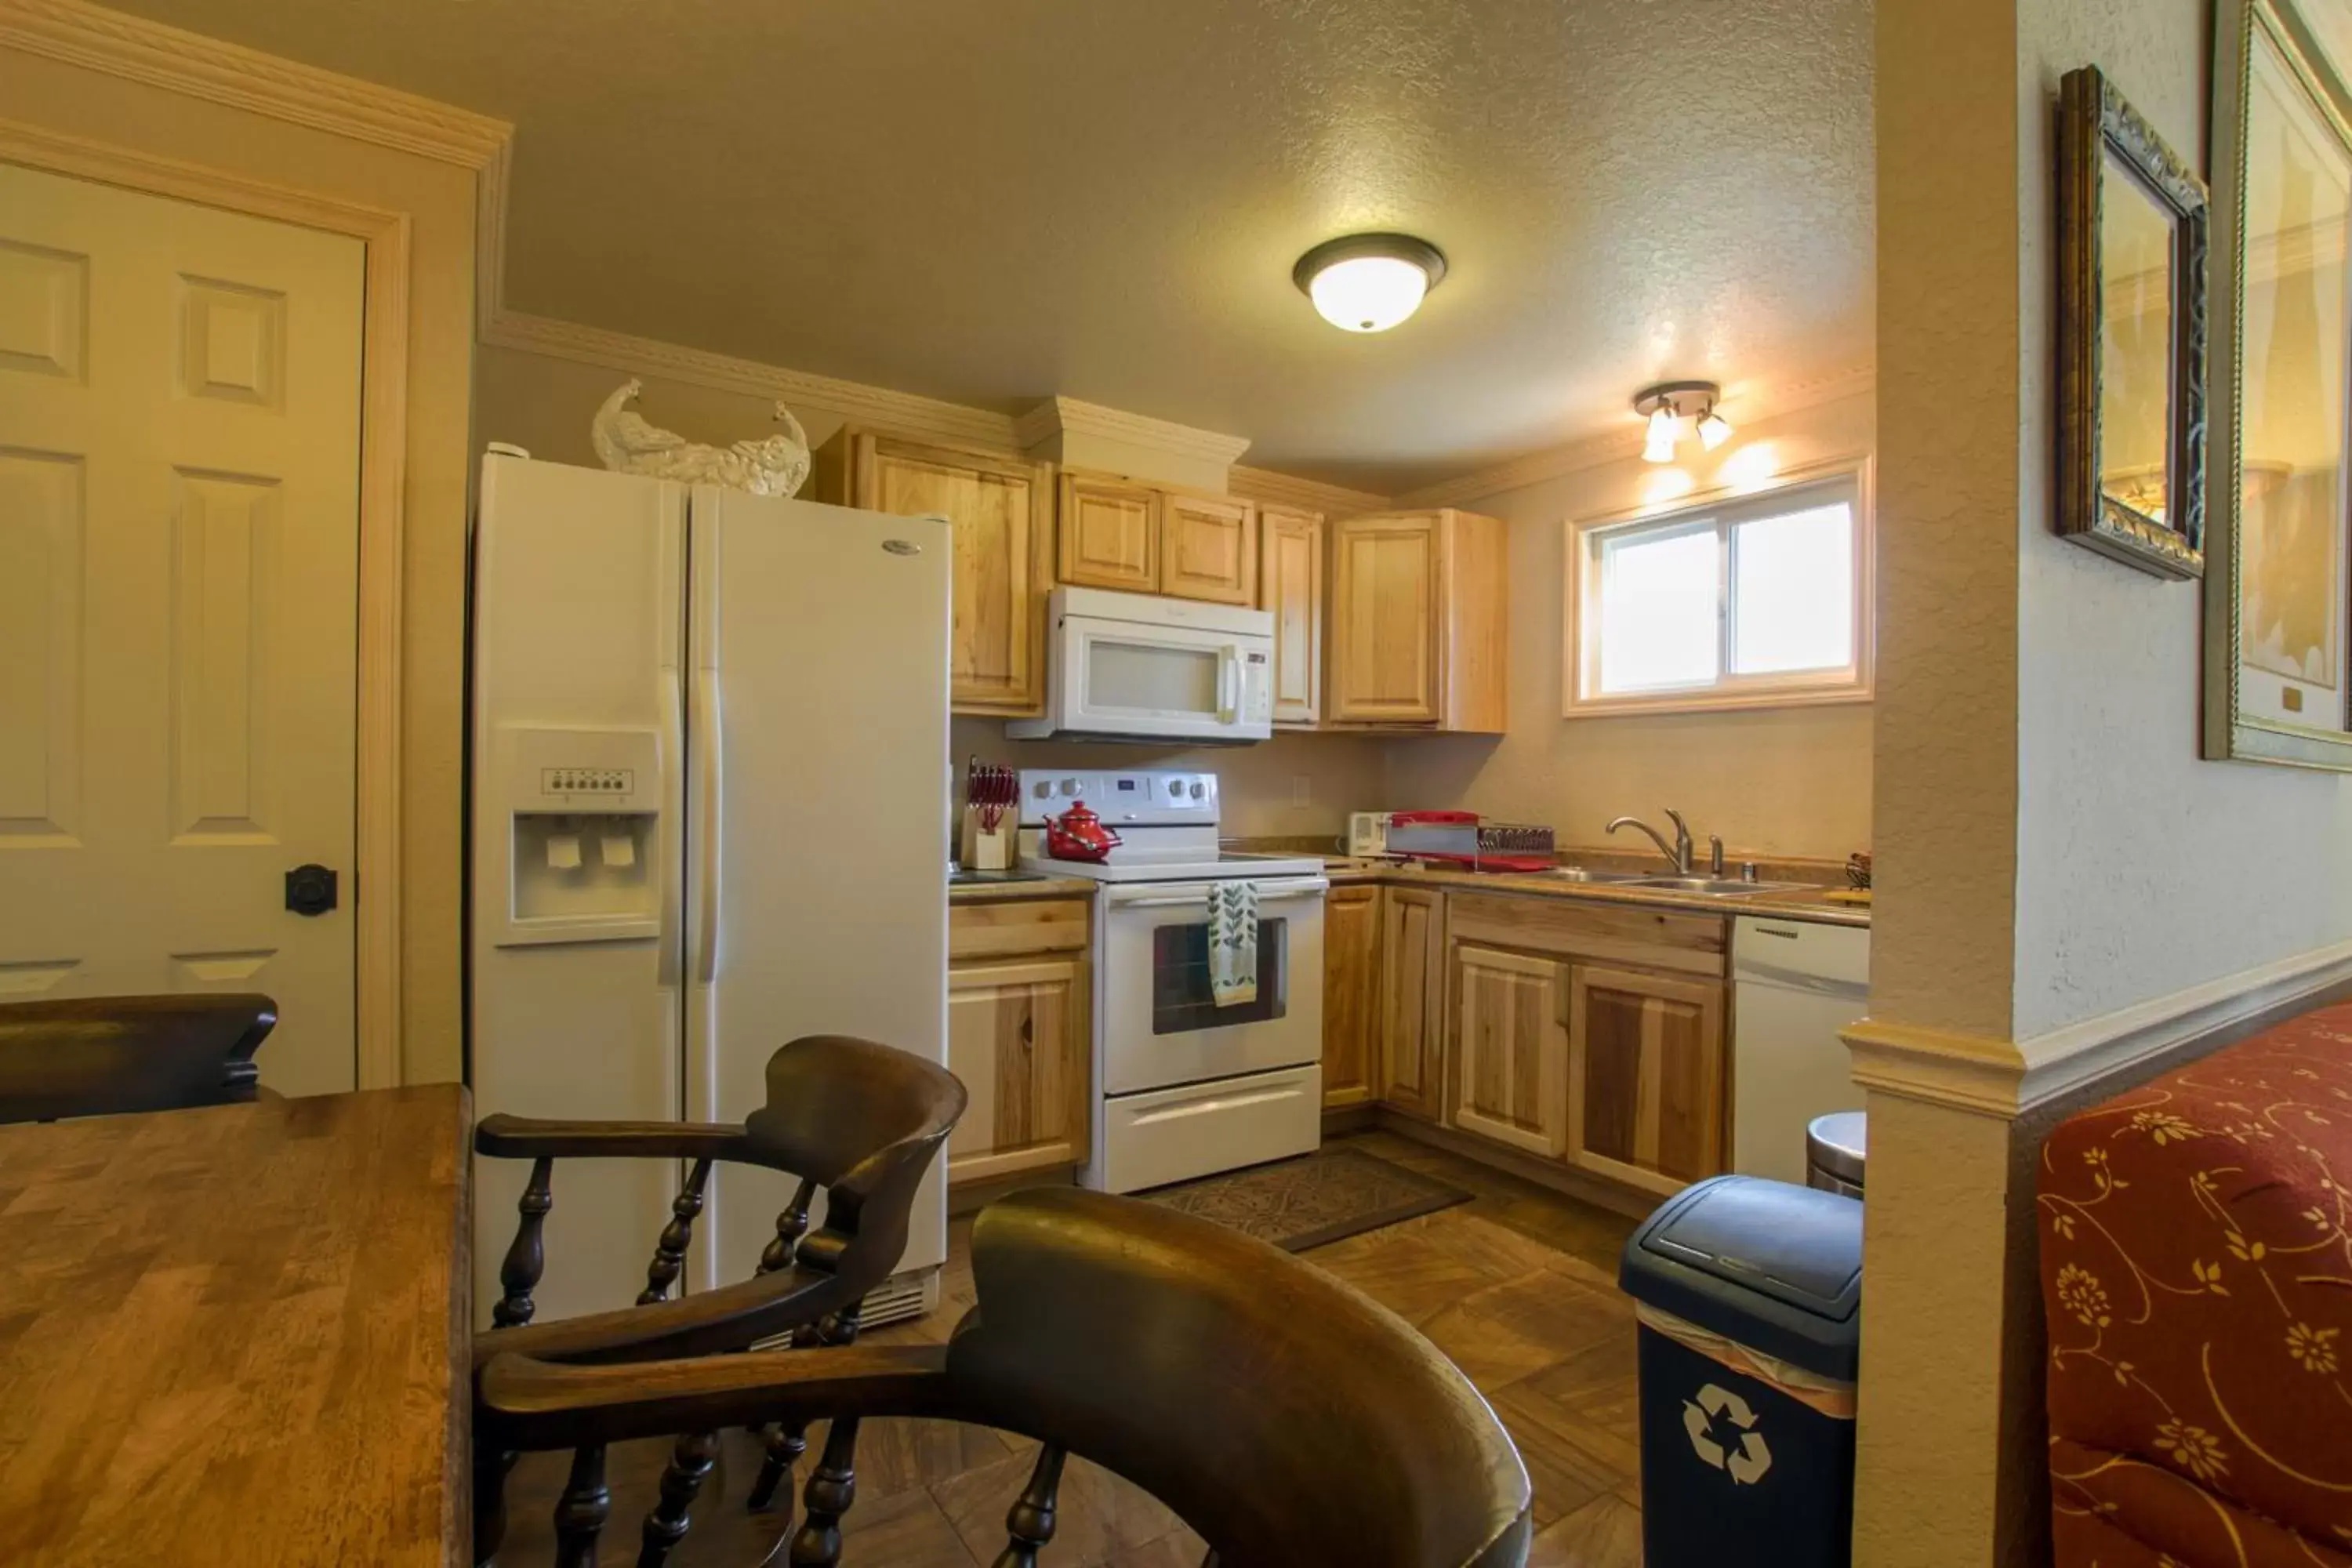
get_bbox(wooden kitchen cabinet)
[1259,506,1324,726]
[1376,887,1446,1120]
[1160,490,1258,604]
[946,899,1092,1188]
[1326,509,1508,733]
[1448,941,1570,1158]
[811,430,1054,716]
[1564,964,1727,1199]
[1057,471,1160,592]
[1319,883,1381,1109]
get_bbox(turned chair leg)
[749,1301,863,1515]
[474,1445,520,1566]
[786,1416,862,1567]
[634,1428,718,1568]
[553,1443,611,1568]
[992,1443,1067,1568]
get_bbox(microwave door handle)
[1218,648,1240,722]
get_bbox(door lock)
[285,864,339,917]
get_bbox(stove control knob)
[1059,777,1080,796]
[1189,782,1204,800]
[1033,780,1051,799]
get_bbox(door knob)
[284,864,339,917]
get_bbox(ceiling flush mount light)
[1633,381,1732,463]
[1294,233,1447,333]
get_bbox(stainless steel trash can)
[1806,1111,1866,1197]
[1620,1175,1864,1568]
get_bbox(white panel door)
[0,162,365,1095]
[685,490,952,1294]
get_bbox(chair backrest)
[0,995,274,1124]
[946,1188,1533,1568]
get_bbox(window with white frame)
[1566,466,1873,714]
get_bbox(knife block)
[960,806,1014,871]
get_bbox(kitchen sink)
[1628,875,1813,896]
[1546,866,1653,884]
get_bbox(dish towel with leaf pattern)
[1208,881,1260,1007]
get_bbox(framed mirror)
[2056,66,2211,578]
[2205,0,2352,767]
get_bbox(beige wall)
[1383,394,1878,860]
[0,42,482,1085]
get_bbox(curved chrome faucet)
[1606,808,1693,874]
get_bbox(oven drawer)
[1097,1063,1322,1193]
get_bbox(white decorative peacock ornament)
[590,379,811,497]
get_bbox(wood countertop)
[0,1084,472,1566]
[1319,858,1870,928]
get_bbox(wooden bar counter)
[0,1084,471,1566]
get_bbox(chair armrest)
[474,1113,750,1163]
[473,1259,862,1370]
[477,1343,954,1451]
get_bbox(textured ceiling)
[114,0,1875,492]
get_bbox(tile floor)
[499,1130,1646,1566]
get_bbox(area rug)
[1142,1146,1473,1252]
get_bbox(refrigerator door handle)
[692,665,724,985]
[656,669,686,989]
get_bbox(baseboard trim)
[1846,935,2352,1117]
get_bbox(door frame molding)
[0,115,411,1089]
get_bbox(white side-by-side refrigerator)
[469,452,949,1330]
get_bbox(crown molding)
[481,309,1022,450]
[1226,464,1390,517]
[0,0,511,168]
[1844,934,2352,1118]
[1013,394,1253,467]
[1396,363,1878,511]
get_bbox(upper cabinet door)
[1058,473,1160,592]
[1328,514,1444,724]
[1160,492,1258,605]
[812,430,1054,717]
[1258,506,1323,725]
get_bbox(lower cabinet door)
[1319,884,1381,1108]
[1565,964,1727,1197]
[1449,941,1570,1158]
[1377,887,1444,1119]
[946,956,1090,1185]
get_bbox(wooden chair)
[0,993,274,1123]
[478,1186,1535,1568]
[473,1033,967,1567]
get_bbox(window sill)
[1562,684,1875,720]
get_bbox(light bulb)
[1697,408,1733,451]
[1642,405,1680,464]
[1306,254,1432,333]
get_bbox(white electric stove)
[1017,769,1327,1192]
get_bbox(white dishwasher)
[1731,916,1871,1185]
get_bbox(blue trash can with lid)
[1619,1174,1863,1567]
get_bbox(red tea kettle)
[1044,799,1123,863]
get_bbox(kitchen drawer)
[1445,891,1726,977]
[949,898,1091,961]
[1097,1063,1321,1193]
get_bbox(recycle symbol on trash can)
[1683,1383,1773,1485]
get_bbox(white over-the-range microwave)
[1006,586,1276,744]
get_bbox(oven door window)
[1151,917,1288,1033]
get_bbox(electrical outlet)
[1290,774,1312,808]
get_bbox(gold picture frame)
[2205,0,2352,768]
[2056,67,2211,579]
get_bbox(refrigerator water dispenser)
[491,725,665,946]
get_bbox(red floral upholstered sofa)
[2039,1001,2352,1566]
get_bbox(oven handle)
[1105,877,1329,909]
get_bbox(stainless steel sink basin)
[1546,866,1653,884]
[1628,875,1813,896]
